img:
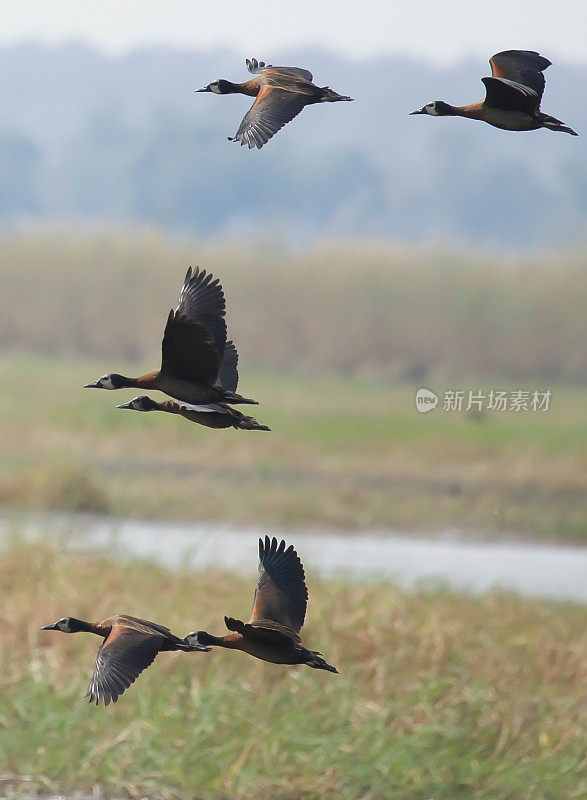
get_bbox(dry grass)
[0,229,585,382]
[0,542,585,799]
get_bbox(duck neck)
[197,631,226,647]
[454,102,483,119]
[230,80,259,97]
[70,618,102,635]
[133,370,160,390]
[439,103,459,116]
[117,375,140,388]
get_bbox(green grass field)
[1,352,586,541]
[0,542,585,800]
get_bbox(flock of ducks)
[41,49,576,707]
[194,51,577,149]
[42,537,336,706]
[84,266,269,431]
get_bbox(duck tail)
[301,648,339,673]
[320,87,353,103]
[222,391,258,405]
[540,113,578,136]
[236,415,271,432]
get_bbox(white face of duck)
[84,373,126,389]
[116,396,158,412]
[41,617,74,632]
[410,101,442,116]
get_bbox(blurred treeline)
[1,230,585,383]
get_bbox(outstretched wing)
[482,77,539,114]
[246,58,313,82]
[230,86,308,149]
[248,536,308,636]
[161,267,227,383]
[489,50,551,106]
[218,340,239,393]
[176,266,227,356]
[86,626,163,707]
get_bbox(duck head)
[41,616,90,633]
[184,630,221,647]
[84,373,127,390]
[116,396,159,412]
[195,79,237,94]
[410,101,455,116]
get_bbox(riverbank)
[4,512,587,602]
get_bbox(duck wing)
[229,85,308,149]
[109,614,173,637]
[247,536,308,637]
[224,615,300,645]
[161,267,227,383]
[482,76,540,114]
[246,58,313,82]
[218,339,239,393]
[176,266,227,356]
[86,625,163,706]
[489,50,551,105]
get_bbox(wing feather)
[161,267,227,384]
[85,627,163,707]
[248,536,308,635]
[246,58,313,82]
[489,50,551,105]
[218,340,239,393]
[230,86,308,149]
[482,77,539,114]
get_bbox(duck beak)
[409,107,426,115]
[116,401,133,410]
[83,381,100,388]
[40,622,59,630]
[195,85,211,92]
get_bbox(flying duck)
[410,50,578,135]
[196,57,353,149]
[185,536,338,673]
[40,614,211,706]
[84,267,258,406]
[116,394,270,431]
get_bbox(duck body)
[196,58,353,149]
[430,101,550,132]
[116,395,270,431]
[41,613,210,706]
[411,50,578,136]
[185,536,338,674]
[195,622,336,671]
[84,268,258,406]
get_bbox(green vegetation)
[1,353,586,541]
[0,543,585,799]
[1,231,585,539]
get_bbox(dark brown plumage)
[410,50,578,135]
[40,614,211,706]
[196,58,353,149]
[116,394,270,431]
[84,267,258,406]
[186,537,338,673]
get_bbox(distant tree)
[0,133,40,217]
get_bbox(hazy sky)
[2,0,586,63]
